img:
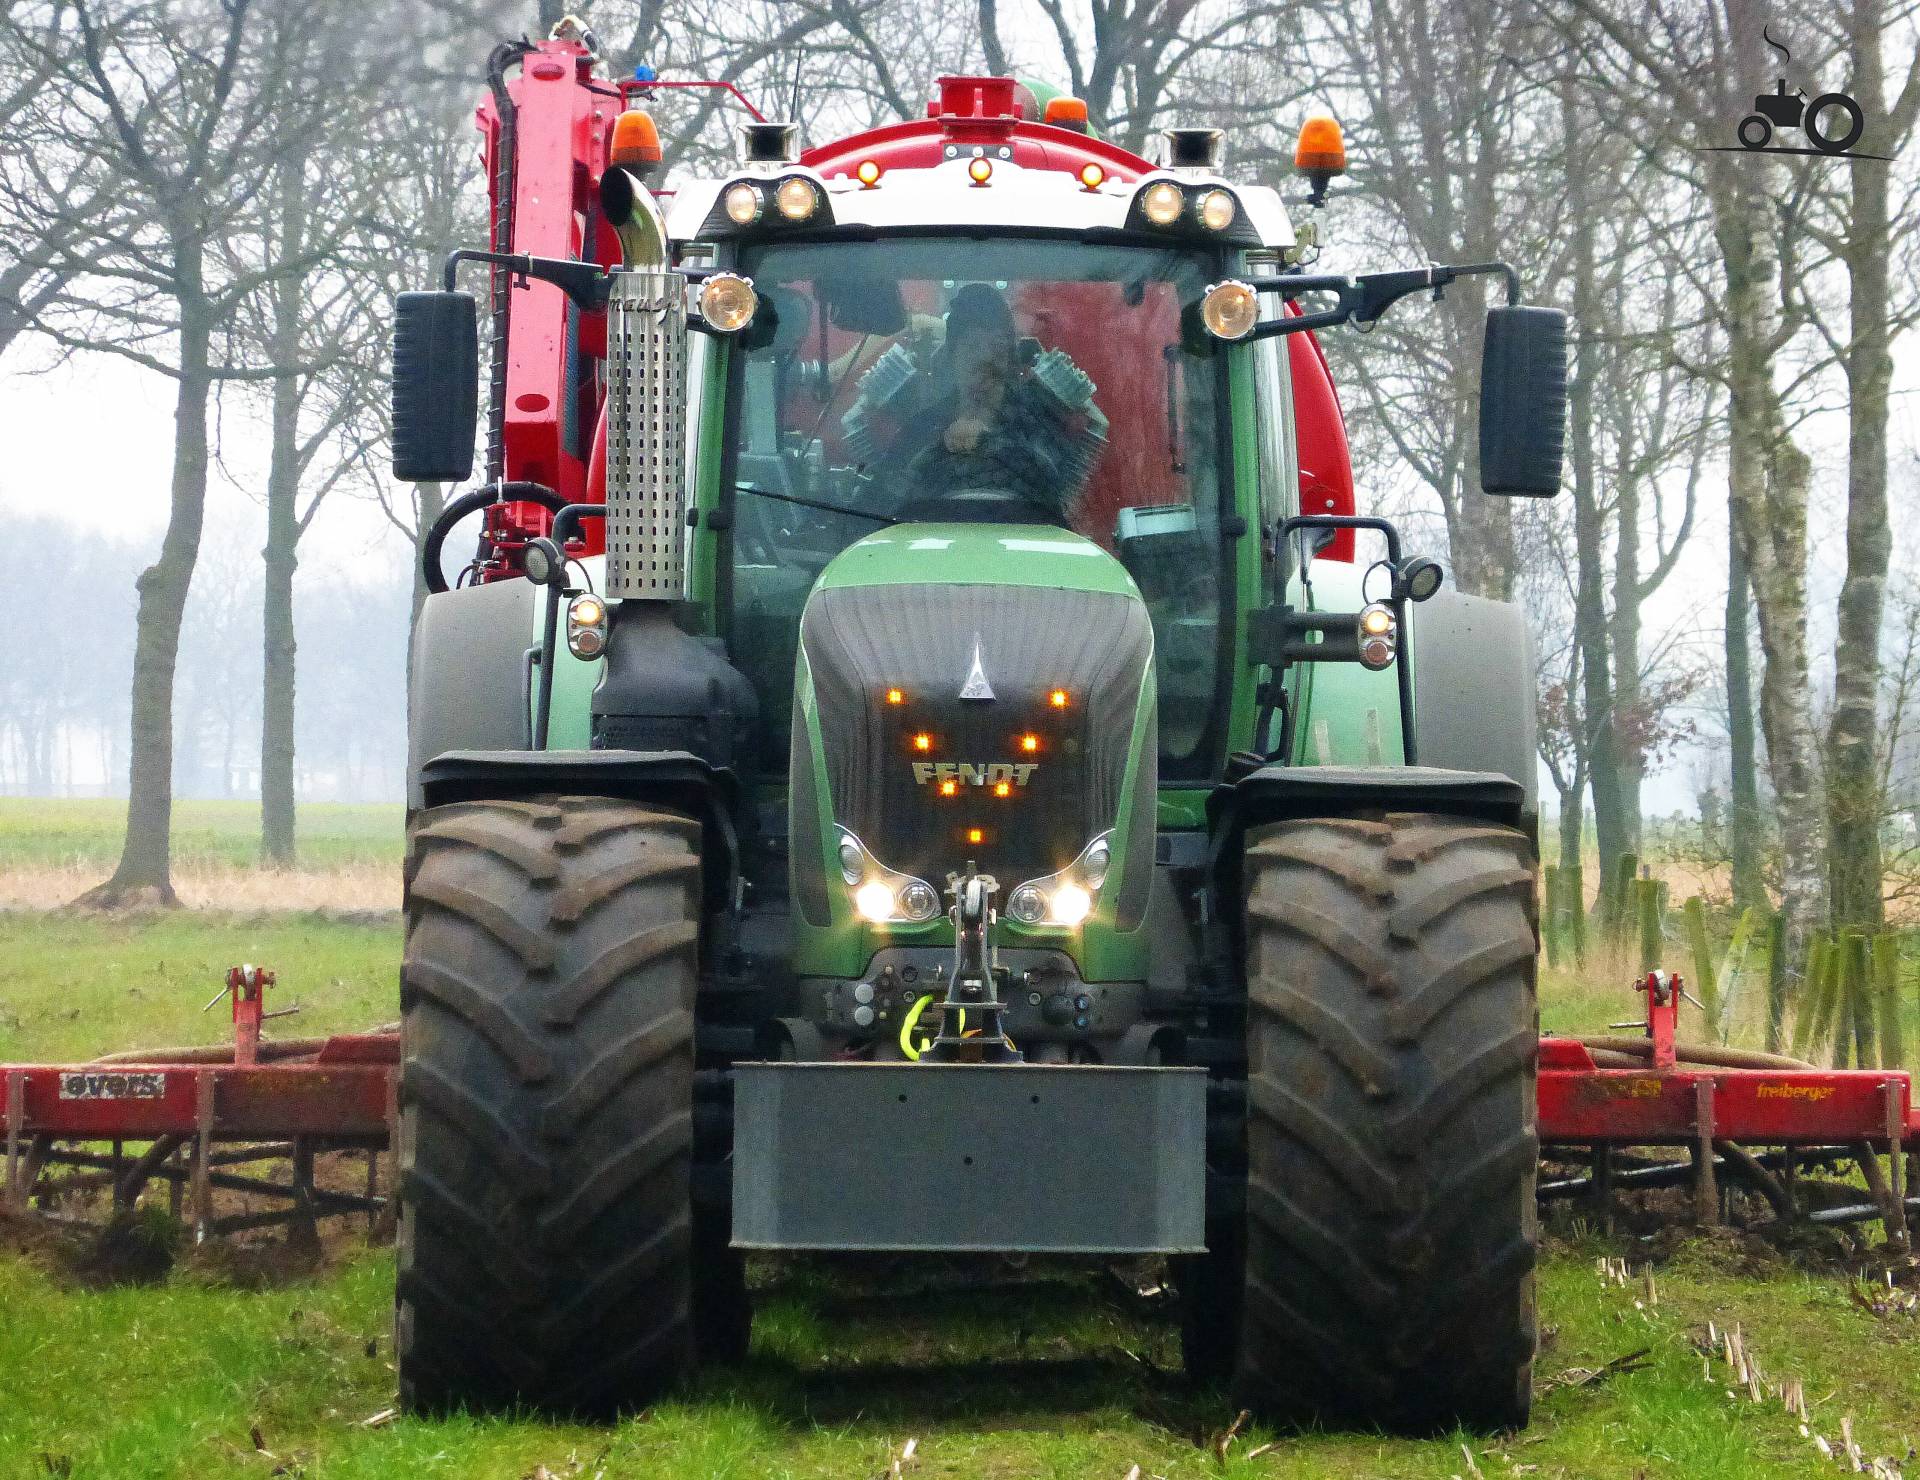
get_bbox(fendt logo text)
[913,762,1039,787]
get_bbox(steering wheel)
[894,486,1062,526]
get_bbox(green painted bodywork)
[816,524,1141,596]
[1283,560,1408,766]
[790,526,1158,983]
[531,556,606,750]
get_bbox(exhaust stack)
[598,166,687,602]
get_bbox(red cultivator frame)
[4,966,1915,1245]
[3,968,396,1242]
[1540,972,1917,1244]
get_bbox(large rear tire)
[1217,812,1539,1432]
[397,796,737,1416]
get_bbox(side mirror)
[1479,305,1567,496]
[391,291,479,483]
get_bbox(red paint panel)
[1539,1067,1910,1145]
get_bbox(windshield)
[723,236,1230,780]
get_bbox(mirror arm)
[1241,261,1524,340]
[443,248,611,310]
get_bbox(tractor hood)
[789,523,1158,954]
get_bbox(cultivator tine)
[192,1070,215,1244]
[5,1070,22,1215]
[1692,1079,1718,1226]
[1882,1082,1908,1252]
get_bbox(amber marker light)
[885,687,905,704]
[1078,163,1105,191]
[1019,734,1040,753]
[913,733,933,752]
[940,780,958,797]
[994,781,1012,798]
[967,828,985,845]
[968,156,993,185]
[1049,689,1069,708]
[856,159,882,187]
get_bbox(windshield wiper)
[732,483,896,525]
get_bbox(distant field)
[0,798,404,911]
[0,798,404,870]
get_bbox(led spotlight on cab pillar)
[1201,280,1259,341]
[697,272,758,333]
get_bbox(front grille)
[796,583,1153,889]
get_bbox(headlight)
[837,827,940,925]
[723,182,762,224]
[1048,883,1093,927]
[1007,832,1113,930]
[1197,189,1236,231]
[1200,280,1259,341]
[1140,180,1184,226]
[774,175,821,221]
[854,881,896,923]
[698,272,758,333]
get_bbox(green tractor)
[392,55,1565,1431]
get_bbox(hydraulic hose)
[421,480,565,593]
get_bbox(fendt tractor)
[390,31,1567,1432]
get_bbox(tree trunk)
[1826,0,1893,933]
[75,282,212,908]
[260,147,309,868]
[1560,75,1631,893]
[1716,173,1824,960]
[1726,519,1763,909]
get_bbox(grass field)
[2,799,1917,1477]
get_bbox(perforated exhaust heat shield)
[604,266,688,600]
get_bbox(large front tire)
[1228,812,1539,1432]
[396,796,721,1417]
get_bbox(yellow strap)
[899,994,966,1060]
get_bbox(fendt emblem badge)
[958,636,995,701]
[914,761,1039,787]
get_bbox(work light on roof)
[774,175,821,220]
[1141,181,1184,225]
[723,182,761,224]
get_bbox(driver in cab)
[842,284,1107,524]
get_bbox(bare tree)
[4,0,379,904]
[1570,0,1831,960]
